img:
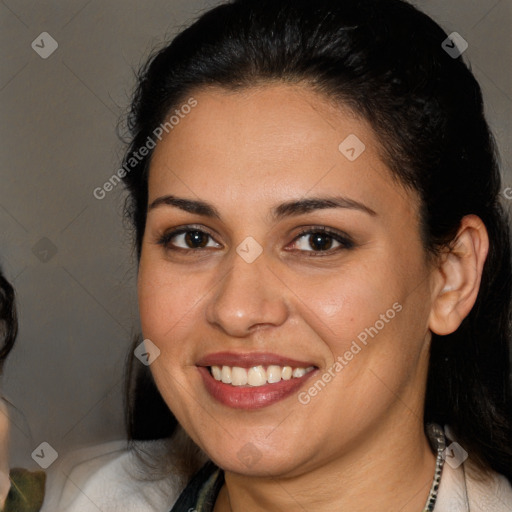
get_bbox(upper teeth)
[210,365,315,387]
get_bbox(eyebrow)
[148,194,377,219]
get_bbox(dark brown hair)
[0,268,17,372]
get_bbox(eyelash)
[156,224,354,257]
[289,227,354,256]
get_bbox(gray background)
[0,0,510,473]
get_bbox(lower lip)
[197,366,317,410]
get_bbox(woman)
[60,0,512,510]
[0,268,46,512]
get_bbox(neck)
[214,413,437,512]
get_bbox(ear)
[429,215,489,336]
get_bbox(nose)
[205,250,289,337]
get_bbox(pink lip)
[196,352,318,410]
[196,351,316,369]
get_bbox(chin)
[203,439,312,478]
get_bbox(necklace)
[423,423,447,512]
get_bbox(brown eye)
[307,232,335,251]
[158,228,221,251]
[183,230,209,248]
[289,228,354,254]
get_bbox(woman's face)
[138,84,436,476]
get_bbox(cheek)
[291,256,428,388]
[137,258,203,354]
[293,277,428,432]
[290,262,400,351]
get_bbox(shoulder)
[44,439,187,512]
[437,460,512,512]
[434,425,512,512]
[3,468,46,512]
[466,465,512,512]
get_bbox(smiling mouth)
[197,354,319,409]
[209,365,316,387]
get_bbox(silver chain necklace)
[423,423,447,511]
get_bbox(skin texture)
[0,398,10,507]
[137,84,488,511]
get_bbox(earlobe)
[429,215,489,336]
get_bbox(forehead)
[147,83,418,222]
[150,83,375,170]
